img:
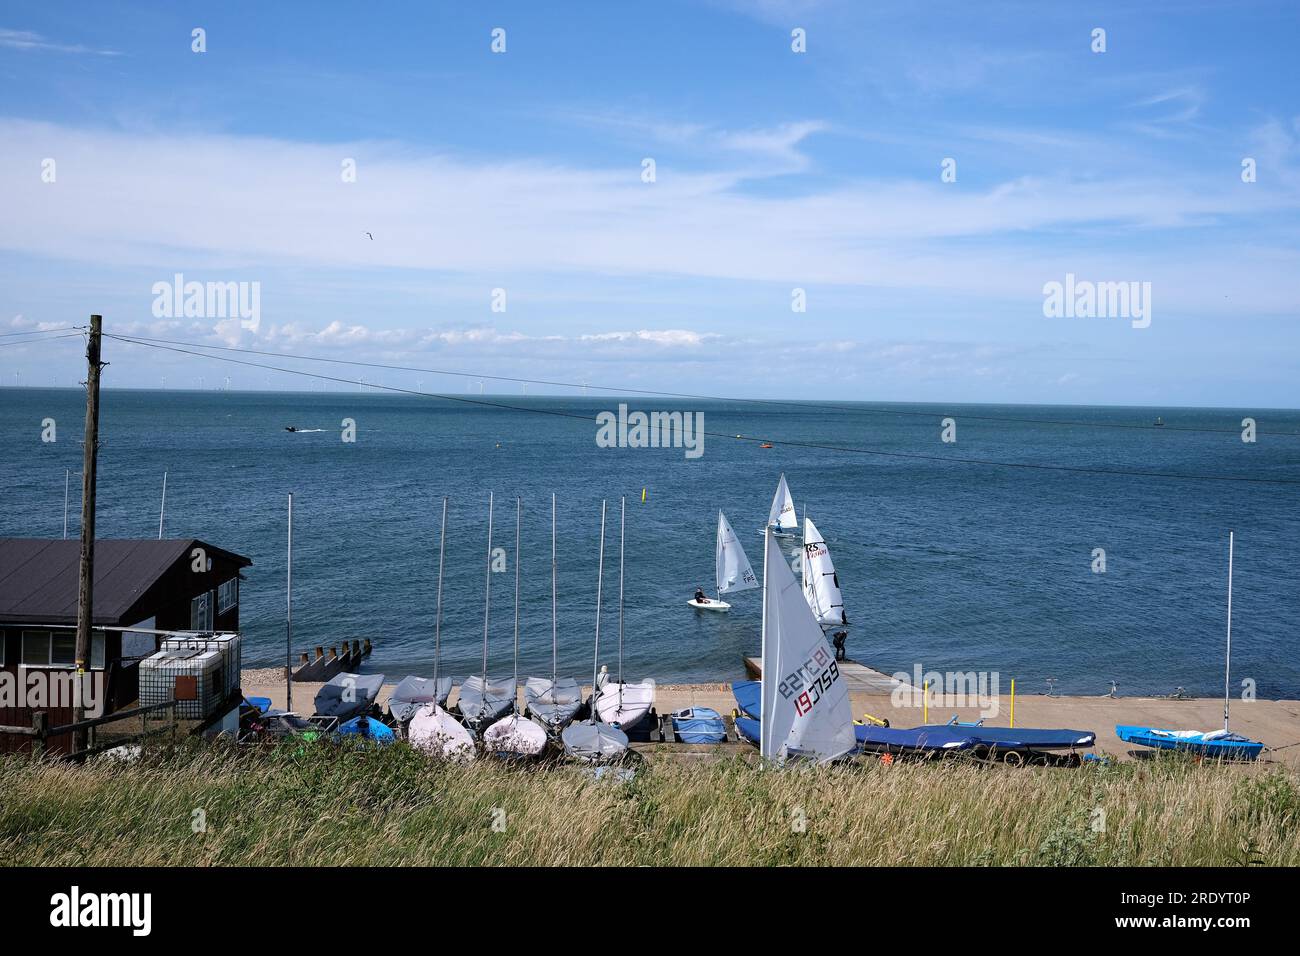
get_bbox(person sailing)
[694,586,708,604]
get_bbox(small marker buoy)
[641,487,646,503]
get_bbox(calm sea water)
[2,388,1298,698]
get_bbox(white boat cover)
[524,676,584,729]
[594,679,655,730]
[716,511,758,595]
[313,672,385,720]
[387,675,452,722]
[408,703,475,761]
[456,674,515,726]
[561,720,629,761]
[801,517,847,627]
[483,713,548,756]
[760,531,855,764]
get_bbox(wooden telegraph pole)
[73,314,104,755]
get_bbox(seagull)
[364,232,373,240]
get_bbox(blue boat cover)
[921,725,1096,750]
[672,707,726,744]
[336,716,395,743]
[734,715,761,744]
[732,680,761,719]
[854,725,977,751]
[1115,724,1262,760]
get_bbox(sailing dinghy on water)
[409,496,475,761]
[801,517,847,629]
[484,498,548,758]
[758,473,800,539]
[1116,532,1264,761]
[456,492,516,732]
[562,500,630,762]
[758,528,856,764]
[525,495,583,733]
[689,511,758,612]
[593,497,655,731]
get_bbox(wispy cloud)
[0,28,121,57]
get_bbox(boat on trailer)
[524,494,584,733]
[1116,532,1263,762]
[689,510,758,612]
[562,500,629,762]
[313,672,385,722]
[484,497,547,758]
[732,679,760,719]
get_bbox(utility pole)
[73,314,104,755]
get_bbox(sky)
[0,0,1297,405]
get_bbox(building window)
[217,577,239,615]
[20,630,106,669]
[191,591,213,631]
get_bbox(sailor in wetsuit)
[694,586,707,604]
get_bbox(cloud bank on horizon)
[0,1,1297,406]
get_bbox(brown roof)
[0,538,251,626]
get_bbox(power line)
[94,330,1298,439]
[0,331,85,349]
[104,332,1300,487]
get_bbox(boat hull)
[1116,724,1263,761]
[561,720,629,762]
[594,679,655,730]
[409,704,475,761]
[688,598,729,612]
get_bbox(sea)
[2,387,1298,699]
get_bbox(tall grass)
[1,743,1296,866]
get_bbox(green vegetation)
[2,743,1296,866]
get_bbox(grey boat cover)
[455,675,515,727]
[313,672,385,720]
[388,675,453,722]
[561,720,628,762]
[524,676,583,729]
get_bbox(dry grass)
[1,742,1297,866]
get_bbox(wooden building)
[0,538,251,753]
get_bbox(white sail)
[766,473,798,533]
[759,529,855,764]
[716,511,758,595]
[801,517,846,628]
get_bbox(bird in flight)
[364,232,373,240]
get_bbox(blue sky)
[0,0,1297,404]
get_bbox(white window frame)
[191,591,214,631]
[19,629,106,669]
[217,577,239,615]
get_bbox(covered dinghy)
[387,675,452,723]
[561,719,628,762]
[732,679,760,719]
[455,675,515,730]
[313,672,385,721]
[525,676,584,732]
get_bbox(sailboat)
[593,497,655,730]
[562,500,630,761]
[484,498,548,757]
[690,510,758,612]
[524,493,584,733]
[409,496,475,761]
[1117,531,1264,761]
[756,528,856,763]
[455,491,516,732]
[758,473,800,538]
[801,517,847,629]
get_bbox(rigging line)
[104,333,1300,487]
[95,329,1299,439]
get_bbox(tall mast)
[551,492,557,683]
[482,491,494,685]
[1224,530,1234,733]
[591,500,606,715]
[618,496,626,703]
[286,492,293,714]
[512,496,521,713]
[759,527,772,760]
[434,495,447,689]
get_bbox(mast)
[158,471,168,539]
[551,492,557,683]
[759,527,772,759]
[591,500,606,717]
[286,492,293,714]
[434,495,447,690]
[1224,530,1234,733]
[482,491,494,687]
[715,511,723,600]
[513,496,521,714]
[63,469,69,539]
[618,495,626,706]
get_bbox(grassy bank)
[2,743,1297,866]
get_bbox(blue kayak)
[336,716,396,744]
[732,680,761,719]
[920,725,1096,751]
[671,707,726,744]
[1116,725,1262,761]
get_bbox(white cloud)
[0,28,121,56]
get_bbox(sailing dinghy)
[758,473,800,538]
[689,510,758,612]
[801,517,847,629]
[484,498,548,758]
[314,672,385,722]
[756,528,856,764]
[387,675,451,724]
[593,497,655,730]
[562,500,630,761]
[1116,532,1263,761]
[524,493,584,733]
[456,491,516,732]
[408,496,475,761]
